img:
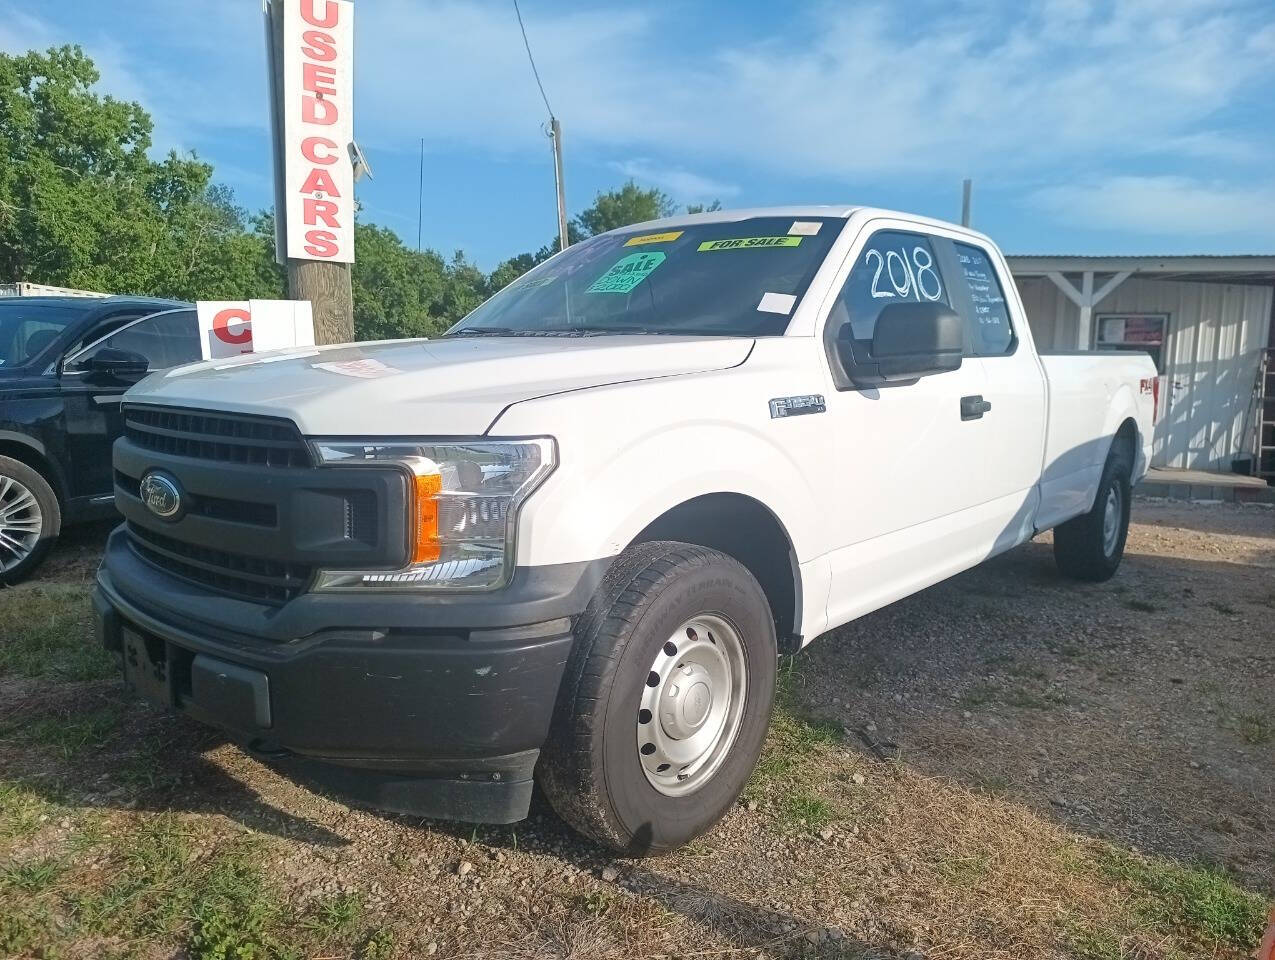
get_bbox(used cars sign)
[277,0,355,263]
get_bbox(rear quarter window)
[949,242,1015,356]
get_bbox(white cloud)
[609,159,739,203]
[1030,176,1275,237]
[349,0,1273,182]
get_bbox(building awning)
[1007,255,1275,286]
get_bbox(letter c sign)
[213,307,252,347]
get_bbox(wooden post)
[266,0,356,346]
[288,260,354,345]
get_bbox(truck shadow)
[0,680,349,848]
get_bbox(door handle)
[960,395,992,420]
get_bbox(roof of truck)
[599,205,992,243]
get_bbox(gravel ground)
[1,499,1272,959]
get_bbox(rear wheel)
[539,541,777,855]
[1053,440,1133,582]
[0,455,60,585]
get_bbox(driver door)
[818,224,994,628]
[59,309,201,505]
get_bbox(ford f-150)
[92,206,1157,854]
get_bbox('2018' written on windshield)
[864,245,943,302]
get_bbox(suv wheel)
[0,455,61,585]
[1053,439,1133,582]
[539,541,777,855]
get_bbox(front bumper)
[94,528,609,823]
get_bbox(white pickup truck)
[93,206,1156,854]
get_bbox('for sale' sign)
[281,0,355,262]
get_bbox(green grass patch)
[0,584,113,683]
[1122,598,1159,613]
[22,705,125,759]
[302,892,364,939]
[188,844,286,960]
[778,790,835,833]
[0,780,56,841]
[1232,712,1271,745]
[1,857,63,894]
[1095,848,1266,953]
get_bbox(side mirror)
[836,301,963,386]
[85,347,150,380]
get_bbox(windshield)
[449,216,843,338]
[0,302,85,368]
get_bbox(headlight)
[310,438,555,591]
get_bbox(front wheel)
[1053,440,1133,582]
[0,455,60,585]
[539,541,777,855]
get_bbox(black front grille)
[115,471,277,527]
[125,522,311,605]
[123,404,310,468]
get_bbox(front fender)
[512,417,823,570]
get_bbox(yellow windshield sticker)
[624,230,683,247]
[697,236,803,252]
[586,251,666,294]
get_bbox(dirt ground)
[1,500,1272,959]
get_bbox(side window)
[832,230,949,346]
[68,310,201,372]
[950,242,1014,356]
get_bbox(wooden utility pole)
[287,260,354,345]
[265,0,356,345]
[961,179,973,227]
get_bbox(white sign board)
[196,300,316,360]
[281,0,355,262]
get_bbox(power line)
[513,0,554,118]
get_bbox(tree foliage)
[0,46,281,300]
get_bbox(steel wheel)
[1101,485,1121,557]
[0,474,42,573]
[636,614,748,796]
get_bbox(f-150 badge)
[769,395,826,418]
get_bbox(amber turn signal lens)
[411,471,442,564]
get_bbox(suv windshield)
[448,216,843,338]
[0,302,86,368]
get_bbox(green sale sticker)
[697,236,803,251]
[587,251,666,294]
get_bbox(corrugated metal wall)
[1013,276,1273,470]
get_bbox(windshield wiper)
[443,326,521,337]
[568,325,682,336]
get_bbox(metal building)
[1008,256,1275,474]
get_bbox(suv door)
[817,223,994,627]
[58,309,201,504]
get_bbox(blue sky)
[8,0,1275,269]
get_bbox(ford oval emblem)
[139,471,182,520]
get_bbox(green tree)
[0,45,281,299]
[574,180,675,237]
[486,184,710,292]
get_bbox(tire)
[539,540,778,856]
[1053,439,1133,582]
[0,455,61,586]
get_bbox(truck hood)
[128,335,754,435]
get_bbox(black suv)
[0,296,199,582]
